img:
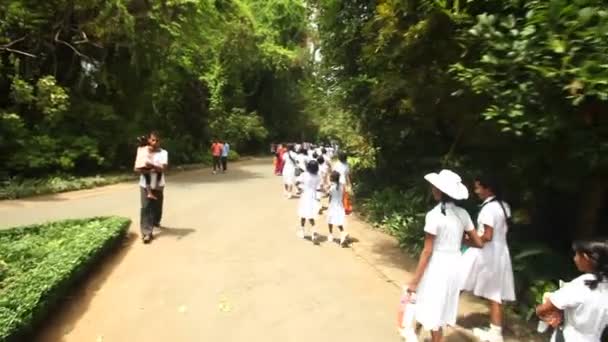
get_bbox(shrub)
[0,174,136,200]
[357,186,428,255]
[227,149,240,161]
[0,216,131,342]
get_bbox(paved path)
[0,158,535,342]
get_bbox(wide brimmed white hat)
[424,169,469,200]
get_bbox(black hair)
[287,144,295,152]
[137,135,148,147]
[321,148,327,154]
[338,152,347,163]
[317,156,325,165]
[475,174,512,226]
[306,160,319,175]
[300,148,307,155]
[312,152,319,159]
[439,192,456,216]
[330,170,340,188]
[572,239,608,290]
[475,174,503,199]
[148,130,160,139]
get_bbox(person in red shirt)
[211,139,224,174]
[275,143,285,175]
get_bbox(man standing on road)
[221,140,230,173]
[135,131,168,244]
[211,139,223,174]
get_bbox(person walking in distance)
[221,141,230,173]
[211,139,223,174]
[135,131,168,244]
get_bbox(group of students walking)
[402,169,607,342]
[275,143,351,246]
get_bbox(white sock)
[489,324,502,335]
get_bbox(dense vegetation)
[2,0,607,327]
[0,0,314,178]
[0,217,131,342]
[309,0,608,319]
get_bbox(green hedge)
[0,174,136,200]
[0,217,131,342]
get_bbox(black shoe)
[143,234,152,244]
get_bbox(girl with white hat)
[405,170,484,342]
[460,174,516,342]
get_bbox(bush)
[227,149,240,161]
[0,174,136,200]
[0,216,131,342]
[357,186,428,255]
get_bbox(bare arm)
[408,233,435,292]
[480,224,494,243]
[465,229,484,248]
[536,298,563,328]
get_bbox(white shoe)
[327,234,334,243]
[399,328,418,342]
[297,229,305,239]
[473,327,503,342]
[311,231,317,243]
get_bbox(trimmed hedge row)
[0,216,131,342]
[0,174,136,200]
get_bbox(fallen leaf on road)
[218,298,233,312]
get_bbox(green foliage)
[228,149,240,161]
[313,0,608,325]
[0,0,312,176]
[209,108,268,150]
[0,216,131,342]
[358,186,428,255]
[0,174,136,200]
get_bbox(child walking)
[327,171,348,246]
[460,175,516,342]
[134,135,160,200]
[295,160,321,242]
[536,239,608,342]
[406,170,483,342]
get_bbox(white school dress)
[333,161,350,185]
[327,184,346,226]
[297,172,321,219]
[282,151,297,186]
[549,274,608,342]
[461,197,516,303]
[415,202,474,331]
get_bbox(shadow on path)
[34,231,138,342]
[155,226,196,241]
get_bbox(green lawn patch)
[0,174,136,200]
[0,216,131,342]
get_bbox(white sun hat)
[424,169,469,200]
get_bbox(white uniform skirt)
[327,202,345,226]
[415,250,463,331]
[460,242,516,303]
[282,165,295,186]
[298,189,319,219]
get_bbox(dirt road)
[1,158,527,342]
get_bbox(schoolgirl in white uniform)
[281,145,298,198]
[327,171,348,245]
[460,175,516,342]
[536,239,608,342]
[295,160,322,243]
[406,170,483,342]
